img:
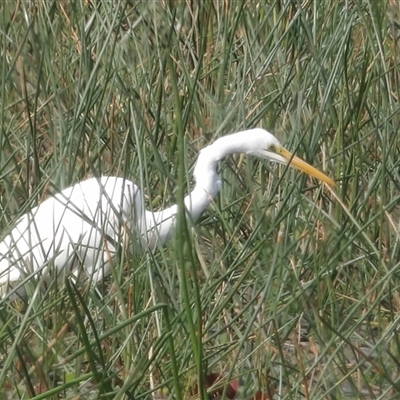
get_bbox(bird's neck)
[145,136,240,248]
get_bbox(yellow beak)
[278,147,335,187]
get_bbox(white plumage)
[0,129,334,298]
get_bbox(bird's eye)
[268,144,277,152]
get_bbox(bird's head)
[237,128,335,187]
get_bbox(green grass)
[1,0,400,399]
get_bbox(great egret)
[0,128,334,298]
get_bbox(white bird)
[0,128,334,299]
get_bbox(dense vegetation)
[1,1,400,399]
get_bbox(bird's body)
[0,129,334,298]
[0,178,141,294]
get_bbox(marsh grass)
[1,1,400,399]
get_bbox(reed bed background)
[1,1,400,399]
